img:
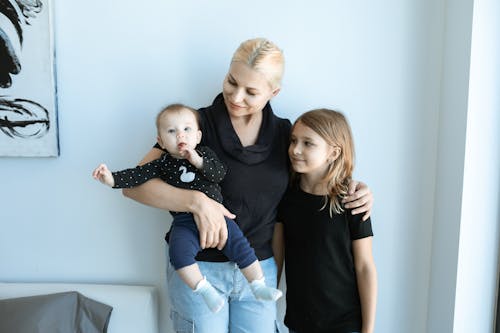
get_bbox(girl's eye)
[290,138,297,144]
[246,90,256,96]
[304,141,314,147]
[228,78,237,86]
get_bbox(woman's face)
[222,61,280,119]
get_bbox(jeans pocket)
[170,310,194,333]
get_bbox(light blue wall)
[1,1,497,332]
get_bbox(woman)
[123,38,374,333]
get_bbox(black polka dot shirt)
[112,146,226,204]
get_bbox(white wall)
[426,0,474,330]
[454,0,500,330]
[1,1,497,332]
[426,0,500,331]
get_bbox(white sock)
[193,277,225,313]
[249,277,282,301]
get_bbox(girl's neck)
[299,175,328,195]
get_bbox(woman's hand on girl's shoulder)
[342,180,373,221]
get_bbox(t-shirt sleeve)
[347,210,373,240]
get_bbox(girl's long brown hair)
[291,109,355,216]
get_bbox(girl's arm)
[122,147,234,250]
[343,181,374,221]
[352,237,377,333]
[272,222,285,284]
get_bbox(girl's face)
[157,109,202,158]
[289,121,335,179]
[222,61,280,119]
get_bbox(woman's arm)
[272,222,285,285]
[122,147,193,211]
[343,181,374,221]
[122,147,234,249]
[353,237,377,333]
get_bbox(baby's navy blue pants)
[168,213,258,270]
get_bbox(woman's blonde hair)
[231,38,285,90]
[291,109,355,216]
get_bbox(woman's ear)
[271,87,281,98]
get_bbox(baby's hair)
[292,108,355,216]
[156,103,200,130]
[231,38,285,90]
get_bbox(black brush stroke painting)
[0,0,58,156]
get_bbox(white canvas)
[0,0,58,157]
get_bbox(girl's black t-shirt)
[278,185,373,333]
[161,94,291,262]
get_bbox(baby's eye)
[167,129,175,134]
[184,127,192,132]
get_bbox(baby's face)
[157,109,201,158]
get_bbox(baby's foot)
[249,278,283,301]
[194,277,225,313]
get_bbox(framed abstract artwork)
[0,0,59,157]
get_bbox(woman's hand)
[343,180,373,221]
[190,192,236,250]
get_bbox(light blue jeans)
[166,246,278,333]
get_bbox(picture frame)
[0,0,59,157]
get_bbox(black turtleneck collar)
[208,93,276,165]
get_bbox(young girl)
[276,109,377,333]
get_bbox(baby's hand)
[92,163,115,187]
[179,146,203,169]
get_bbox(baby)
[92,103,282,313]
